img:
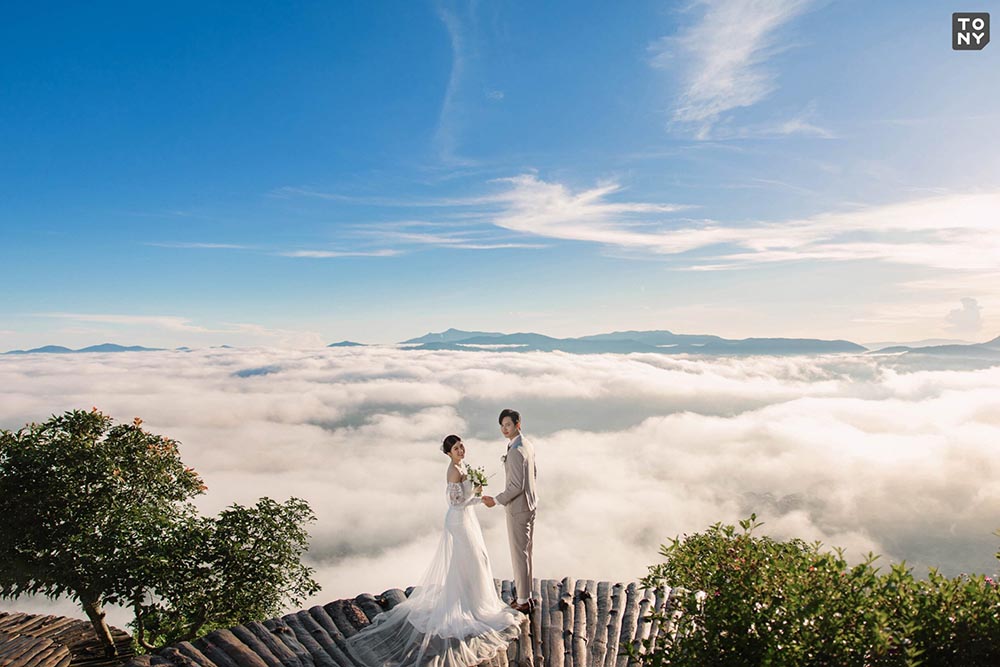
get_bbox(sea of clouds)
[3,346,1000,628]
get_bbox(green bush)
[0,409,320,655]
[636,515,1000,667]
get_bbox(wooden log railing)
[123,579,681,667]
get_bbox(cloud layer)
[3,347,1000,628]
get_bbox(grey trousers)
[506,508,536,602]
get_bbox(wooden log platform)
[122,579,676,667]
[0,611,134,667]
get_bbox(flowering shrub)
[635,515,1000,666]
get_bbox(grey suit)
[495,434,537,602]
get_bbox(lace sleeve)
[446,482,481,507]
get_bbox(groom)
[483,408,537,614]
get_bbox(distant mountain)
[328,341,365,347]
[871,334,1000,358]
[4,345,75,355]
[577,330,725,346]
[863,338,971,351]
[408,330,866,356]
[78,343,163,353]
[402,328,505,344]
[4,343,162,355]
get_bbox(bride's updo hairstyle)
[441,434,462,454]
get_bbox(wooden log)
[122,656,156,667]
[502,581,519,667]
[283,612,338,667]
[33,616,79,637]
[647,585,669,651]
[0,635,39,661]
[227,624,284,667]
[582,580,597,663]
[559,577,574,667]
[663,586,687,646]
[22,647,73,667]
[307,606,361,667]
[0,614,28,633]
[243,620,306,667]
[42,645,75,667]
[544,580,563,667]
[514,614,533,667]
[162,641,220,667]
[571,580,588,667]
[14,644,68,667]
[603,584,626,667]
[201,628,270,667]
[504,631,519,667]
[501,580,514,606]
[590,581,611,667]
[194,635,244,667]
[296,609,355,667]
[325,600,370,636]
[529,578,542,667]
[615,583,641,667]
[8,615,52,635]
[635,588,655,656]
[5,636,63,667]
[262,619,316,667]
[353,595,383,623]
[378,589,408,611]
[158,645,210,667]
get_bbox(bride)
[345,435,522,667]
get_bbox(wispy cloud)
[488,175,707,251]
[701,192,1000,271]
[32,313,223,334]
[772,115,834,138]
[28,313,326,348]
[270,186,499,209]
[482,176,1000,273]
[651,0,815,139]
[268,174,1000,275]
[361,228,547,251]
[276,249,402,259]
[145,242,252,250]
[433,2,477,166]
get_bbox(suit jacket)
[495,434,537,512]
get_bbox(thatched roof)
[0,611,134,667]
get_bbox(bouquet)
[465,463,490,496]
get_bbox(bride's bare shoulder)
[446,463,463,483]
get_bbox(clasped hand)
[482,495,496,508]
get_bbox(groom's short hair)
[499,408,521,425]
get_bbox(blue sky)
[2,0,998,348]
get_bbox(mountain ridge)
[6,332,1000,357]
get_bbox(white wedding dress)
[346,479,521,667]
